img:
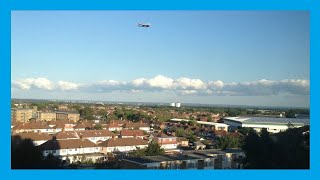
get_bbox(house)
[11,121,55,134]
[38,139,105,163]
[73,122,87,131]
[49,120,76,132]
[99,137,148,153]
[12,132,52,146]
[120,130,145,139]
[54,130,79,140]
[153,133,178,151]
[177,137,189,147]
[106,120,125,132]
[56,111,80,122]
[76,130,114,144]
[122,121,150,132]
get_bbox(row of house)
[12,131,177,164]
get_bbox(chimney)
[112,135,116,140]
[80,135,84,141]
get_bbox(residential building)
[56,112,80,122]
[48,120,76,132]
[11,121,55,134]
[76,130,114,144]
[99,138,148,153]
[153,133,178,151]
[12,132,52,146]
[11,108,35,122]
[120,130,145,139]
[54,130,79,140]
[38,111,56,121]
[177,137,189,147]
[123,121,150,132]
[38,139,104,163]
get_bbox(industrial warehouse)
[223,116,310,133]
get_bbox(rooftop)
[123,155,200,164]
[224,116,310,126]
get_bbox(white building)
[153,133,177,150]
[39,139,105,163]
[11,122,56,134]
[175,102,181,108]
[99,138,149,153]
[122,121,150,132]
[170,118,229,131]
[223,116,310,133]
[76,130,115,144]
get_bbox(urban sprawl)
[11,100,310,169]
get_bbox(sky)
[11,11,310,107]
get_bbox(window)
[62,149,66,153]
[52,150,56,153]
[45,151,49,154]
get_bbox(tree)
[79,106,94,120]
[129,141,165,157]
[242,126,309,169]
[145,141,165,156]
[11,137,61,169]
[93,124,103,130]
[175,128,185,137]
[188,120,196,126]
[215,136,240,150]
[11,138,43,169]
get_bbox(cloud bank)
[12,75,310,96]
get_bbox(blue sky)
[11,11,310,107]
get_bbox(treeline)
[242,126,309,169]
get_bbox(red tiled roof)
[54,131,78,140]
[12,121,51,130]
[48,120,76,126]
[39,139,97,150]
[12,132,52,141]
[123,122,149,129]
[120,130,144,137]
[76,130,114,138]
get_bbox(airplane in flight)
[137,23,151,28]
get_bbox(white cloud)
[174,78,206,90]
[57,81,80,90]
[12,78,54,90]
[11,75,310,96]
[146,75,174,89]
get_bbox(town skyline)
[11,11,310,107]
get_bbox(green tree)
[188,120,196,126]
[242,126,309,169]
[11,138,43,168]
[79,106,94,120]
[145,141,165,156]
[93,124,103,130]
[215,136,240,150]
